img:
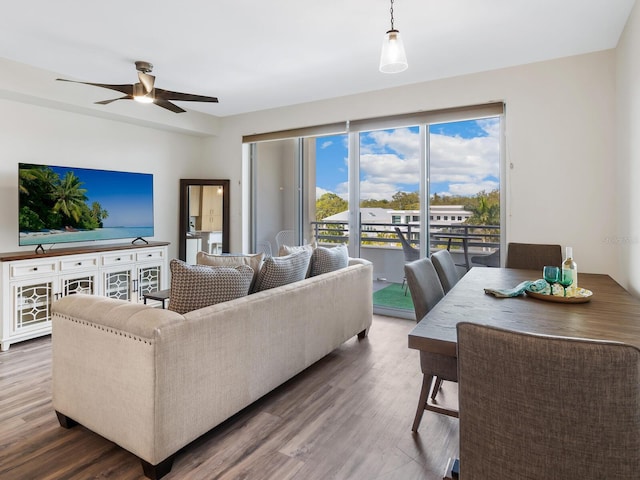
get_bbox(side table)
[143,289,171,309]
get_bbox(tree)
[360,198,390,208]
[390,191,419,210]
[18,165,108,232]
[51,172,88,224]
[464,190,500,225]
[315,193,348,221]
[89,202,109,228]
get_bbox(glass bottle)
[562,247,578,296]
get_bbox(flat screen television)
[19,163,154,248]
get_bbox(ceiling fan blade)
[56,78,134,96]
[95,95,133,105]
[138,72,155,93]
[154,98,186,113]
[154,88,219,103]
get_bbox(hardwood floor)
[0,315,459,479]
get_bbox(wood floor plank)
[0,315,459,479]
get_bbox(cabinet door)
[60,272,97,297]
[102,267,134,301]
[135,263,163,302]
[12,280,54,333]
[199,185,223,231]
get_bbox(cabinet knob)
[116,258,121,261]
[32,267,38,271]
[76,262,82,266]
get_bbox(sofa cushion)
[277,242,316,257]
[196,251,264,290]
[310,244,349,276]
[253,249,312,292]
[278,243,315,278]
[168,259,254,314]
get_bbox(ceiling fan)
[56,61,219,113]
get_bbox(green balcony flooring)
[372,282,414,310]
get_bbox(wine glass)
[543,266,560,295]
[559,269,573,297]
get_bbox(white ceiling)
[0,0,635,117]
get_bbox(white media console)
[0,241,169,351]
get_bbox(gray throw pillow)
[253,249,312,292]
[168,259,254,314]
[310,244,349,276]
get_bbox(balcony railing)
[310,221,500,253]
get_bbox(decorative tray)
[525,287,593,304]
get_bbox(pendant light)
[379,0,408,73]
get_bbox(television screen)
[19,163,154,247]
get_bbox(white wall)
[616,0,640,295]
[0,99,206,260]
[1,42,633,290]
[214,50,619,281]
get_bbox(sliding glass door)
[427,117,502,271]
[247,103,504,318]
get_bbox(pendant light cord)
[389,0,396,30]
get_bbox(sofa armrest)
[348,257,372,267]
[51,295,186,465]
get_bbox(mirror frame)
[179,179,230,261]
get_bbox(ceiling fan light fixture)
[132,82,154,104]
[56,61,218,113]
[133,95,154,104]
[379,0,408,74]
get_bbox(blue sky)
[315,117,500,200]
[49,166,153,227]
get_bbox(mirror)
[179,179,230,263]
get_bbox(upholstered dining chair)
[457,322,640,480]
[431,249,461,294]
[404,258,458,432]
[505,242,562,270]
[470,247,500,267]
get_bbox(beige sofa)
[51,258,372,479]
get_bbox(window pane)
[359,126,421,314]
[429,117,501,269]
[313,134,349,246]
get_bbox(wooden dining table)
[409,267,640,357]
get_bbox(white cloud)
[447,180,499,196]
[360,153,419,185]
[359,179,400,201]
[430,129,499,184]
[316,186,333,199]
[358,127,421,200]
[334,181,349,200]
[362,128,420,159]
[320,140,333,149]
[355,119,500,199]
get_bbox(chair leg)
[431,377,443,401]
[412,374,433,432]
